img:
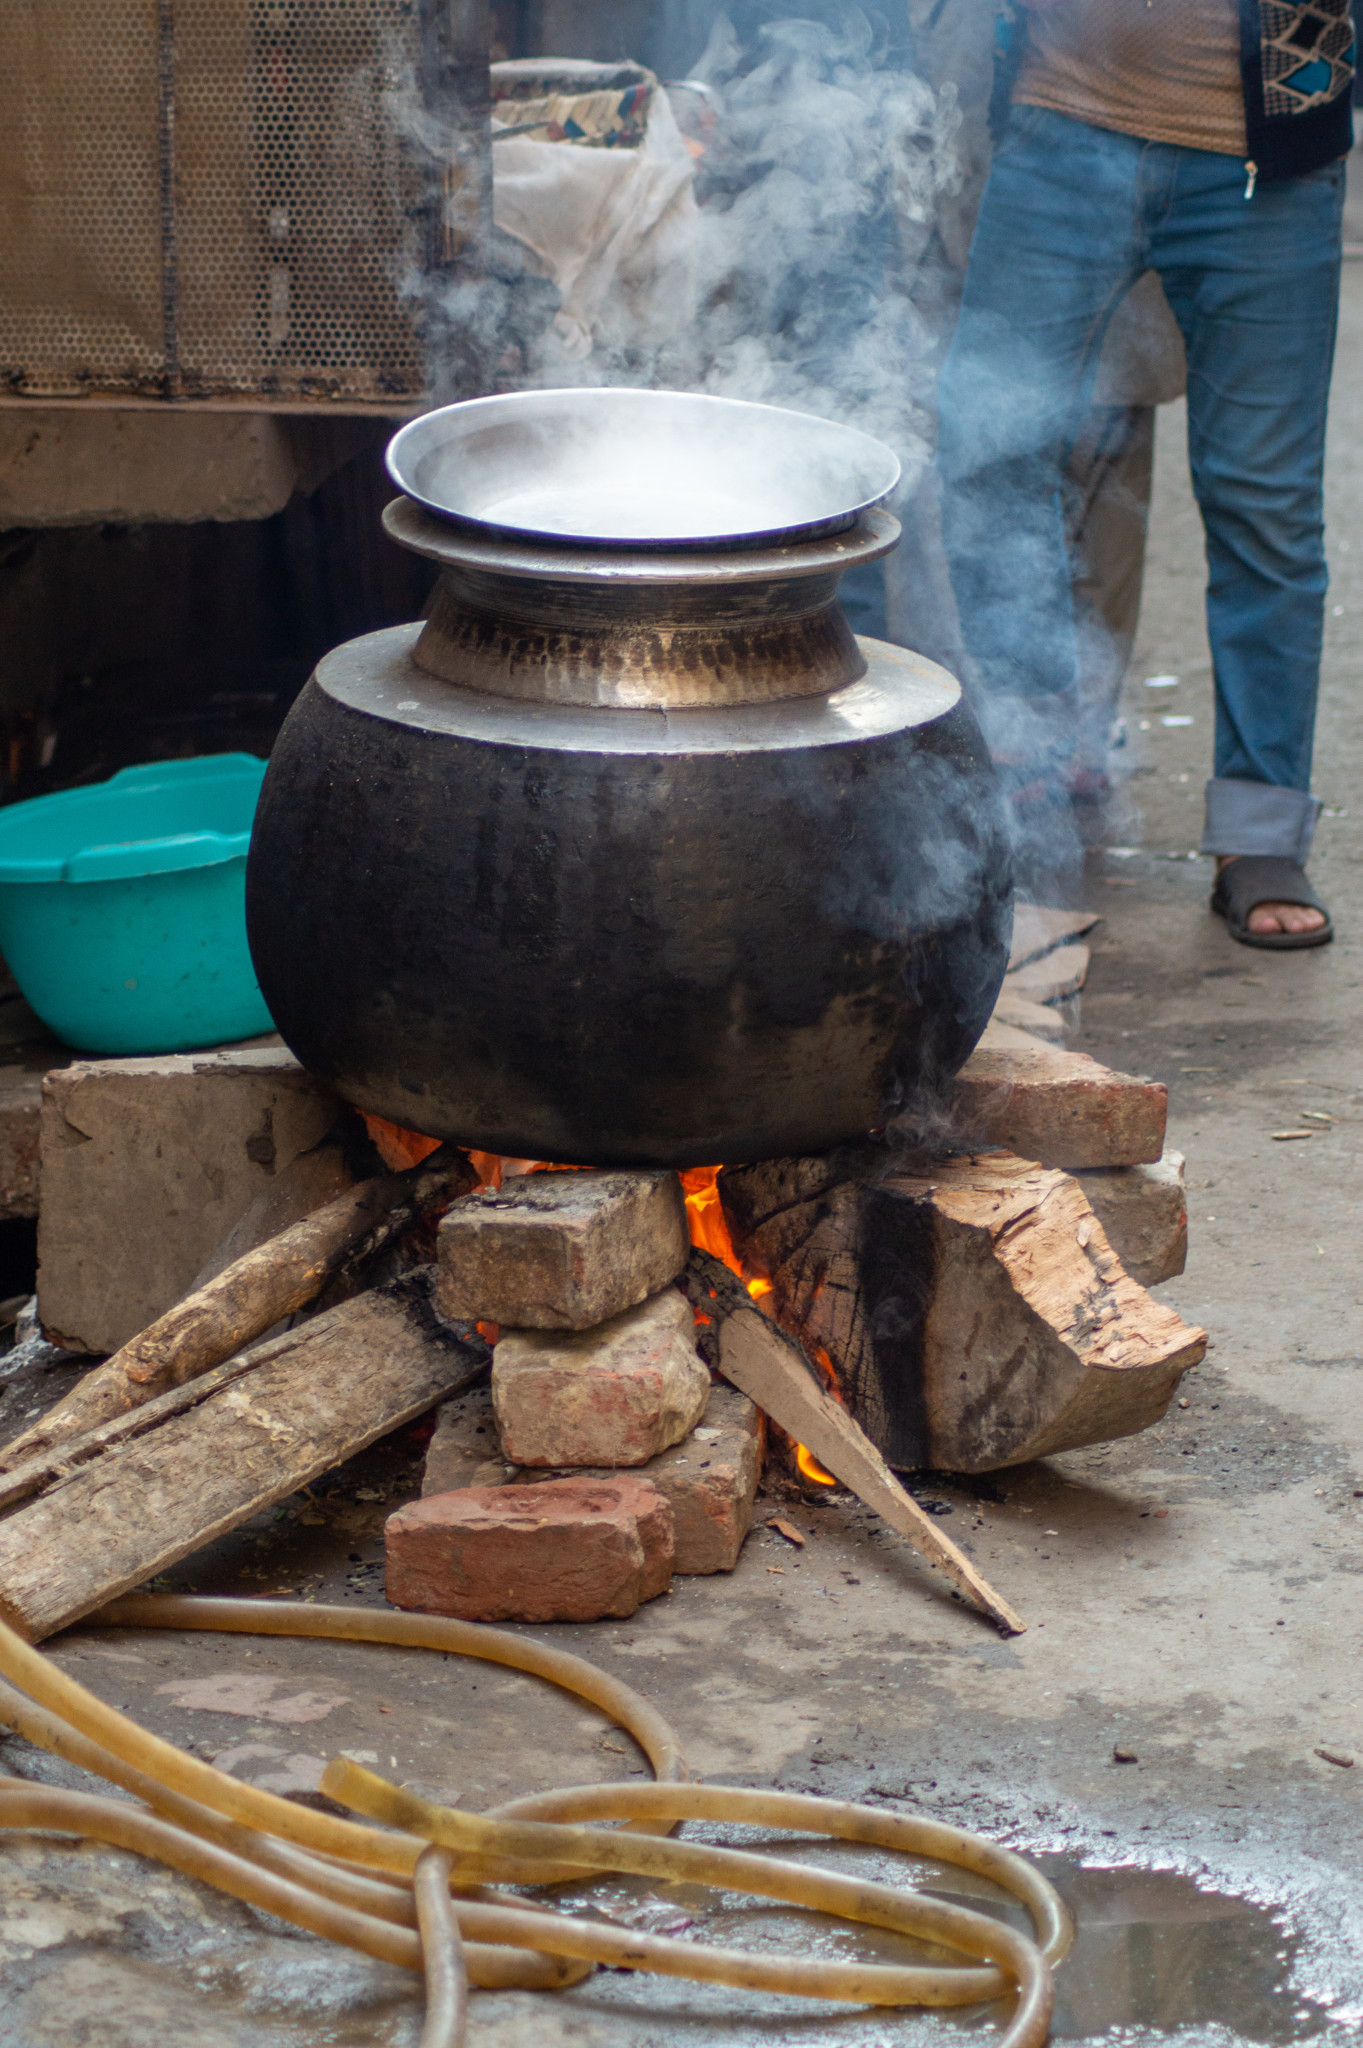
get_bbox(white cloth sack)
[492,82,698,360]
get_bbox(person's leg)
[937,108,1149,794]
[1153,152,1345,936]
[1065,400,1156,813]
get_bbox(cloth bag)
[491,61,698,361]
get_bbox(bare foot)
[1215,855,1327,936]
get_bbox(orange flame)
[679,1167,832,1480]
[678,1166,770,1308]
[358,1132,837,1479]
[796,1443,837,1486]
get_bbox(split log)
[720,1152,1205,1474]
[947,1028,1166,1169]
[685,1254,1025,1635]
[0,1142,477,1478]
[0,1275,488,1642]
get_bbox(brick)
[948,1026,1166,1169]
[421,1383,511,1496]
[434,1169,688,1331]
[37,1048,343,1354]
[614,1384,761,1574]
[385,1474,674,1623]
[1004,942,1089,1007]
[492,1286,709,1469]
[1074,1148,1187,1287]
[423,1382,763,1576]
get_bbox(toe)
[1246,902,1326,935]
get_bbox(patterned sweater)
[994,0,1355,178]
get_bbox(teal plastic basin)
[0,754,275,1054]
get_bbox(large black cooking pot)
[247,395,1011,1166]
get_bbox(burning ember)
[365,1123,838,1485]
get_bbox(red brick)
[384,1474,674,1623]
[505,1384,764,1575]
[949,1039,1166,1169]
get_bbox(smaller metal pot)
[385,387,901,551]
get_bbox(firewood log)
[0,1143,477,1479]
[0,1276,488,1643]
[684,1253,1025,1635]
[719,1152,1206,1474]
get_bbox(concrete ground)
[3,256,1363,2048]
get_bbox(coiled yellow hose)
[0,1595,1070,2048]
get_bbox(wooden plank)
[685,1252,1024,1634]
[716,1305,1025,1635]
[0,1141,477,1477]
[0,1279,487,1642]
[0,1340,303,1517]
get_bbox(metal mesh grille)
[0,0,430,403]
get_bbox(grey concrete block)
[434,1168,689,1330]
[1073,1148,1187,1287]
[37,1048,343,1354]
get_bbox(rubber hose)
[0,1597,1065,2046]
[325,1757,1055,2037]
[499,1780,1073,1968]
[0,1781,408,1975]
[0,1676,419,1928]
[415,1846,468,2048]
[0,1601,678,1878]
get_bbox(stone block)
[492,1287,709,1469]
[385,1474,675,1622]
[949,1028,1166,1169]
[1005,942,1090,1006]
[989,989,1066,1042]
[434,1169,688,1331]
[37,1048,343,1354]
[1074,1149,1187,1286]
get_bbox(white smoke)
[392,12,964,500]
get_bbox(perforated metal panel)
[0,0,485,404]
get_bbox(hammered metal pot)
[246,498,1012,1167]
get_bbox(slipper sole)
[1210,897,1334,950]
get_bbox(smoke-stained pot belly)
[246,623,1012,1167]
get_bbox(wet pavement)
[3,242,1363,2048]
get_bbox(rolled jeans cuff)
[1200,778,1322,865]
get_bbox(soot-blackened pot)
[246,502,1011,1166]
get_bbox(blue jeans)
[938,107,1345,864]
